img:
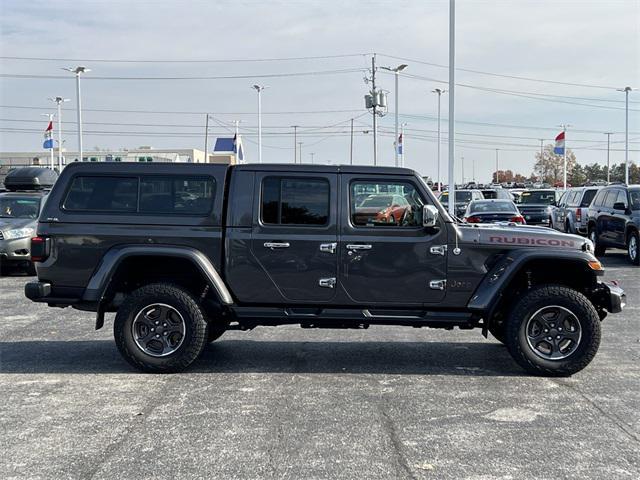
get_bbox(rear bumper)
[0,237,32,261]
[24,281,80,307]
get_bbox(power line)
[378,53,624,90]
[0,68,365,81]
[0,53,371,64]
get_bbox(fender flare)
[467,249,600,335]
[84,245,233,329]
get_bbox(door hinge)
[430,245,447,256]
[318,277,337,289]
[429,279,447,291]
[319,242,337,254]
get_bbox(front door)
[250,172,338,303]
[338,175,447,306]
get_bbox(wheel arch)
[84,245,233,329]
[468,250,601,337]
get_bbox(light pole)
[461,155,464,185]
[604,132,613,183]
[49,96,70,171]
[495,149,499,183]
[310,152,315,164]
[298,142,303,164]
[381,64,408,167]
[63,66,90,162]
[447,0,456,217]
[252,84,267,163]
[204,114,211,162]
[617,86,636,184]
[432,88,446,191]
[291,125,299,163]
[400,122,408,167]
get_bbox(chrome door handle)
[346,244,372,251]
[319,242,337,254]
[264,242,290,250]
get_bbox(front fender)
[467,248,601,314]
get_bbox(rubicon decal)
[489,236,576,248]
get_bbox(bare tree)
[534,144,577,184]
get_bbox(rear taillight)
[510,215,525,224]
[466,216,482,223]
[575,208,582,222]
[30,236,50,263]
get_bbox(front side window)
[261,177,329,225]
[351,181,424,227]
[592,190,606,207]
[140,176,214,215]
[630,190,640,210]
[63,176,138,212]
[603,190,619,209]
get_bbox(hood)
[457,223,590,251]
[0,217,36,232]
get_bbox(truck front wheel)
[505,285,601,376]
[114,283,208,373]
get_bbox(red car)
[353,194,410,225]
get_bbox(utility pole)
[292,125,299,163]
[461,155,464,185]
[495,149,499,183]
[604,132,613,183]
[298,142,303,164]
[63,66,90,162]
[310,152,315,164]
[539,139,544,158]
[447,0,456,217]
[433,88,446,191]
[49,96,69,171]
[350,118,354,165]
[371,55,378,166]
[472,156,475,183]
[617,86,636,184]
[204,114,210,163]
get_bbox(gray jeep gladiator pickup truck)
[25,162,625,375]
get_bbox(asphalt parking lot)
[1,253,638,480]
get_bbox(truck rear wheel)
[114,283,208,373]
[505,285,601,376]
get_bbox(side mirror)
[613,202,627,211]
[423,205,439,228]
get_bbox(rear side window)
[63,176,138,212]
[580,189,598,207]
[261,177,329,225]
[140,177,214,215]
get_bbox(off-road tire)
[114,283,208,373]
[589,226,606,256]
[627,230,640,266]
[505,285,601,376]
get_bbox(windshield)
[0,197,41,219]
[441,191,472,203]
[469,201,516,213]
[360,195,393,208]
[630,190,640,210]
[519,191,556,205]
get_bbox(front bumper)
[521,214,550,225]
[0,237,32,262]
[604,282,626,314]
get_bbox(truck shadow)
[0,339,524,376]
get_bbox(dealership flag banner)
[554,131,565,155]
[43,120,54,149]
[396,133,403,155]
[233,133,245,162]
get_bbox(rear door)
[338,174,447,306]
[250,172,338,302]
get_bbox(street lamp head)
[396,64,408,72]
[252,84,268,92]
[617,86,636,92]
[49,96,70,103]
[63,66,90,74]
[432,88,446,94]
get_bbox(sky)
[1,0,639,183]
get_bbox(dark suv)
[25,163,625,375]
[587,184,640,265]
